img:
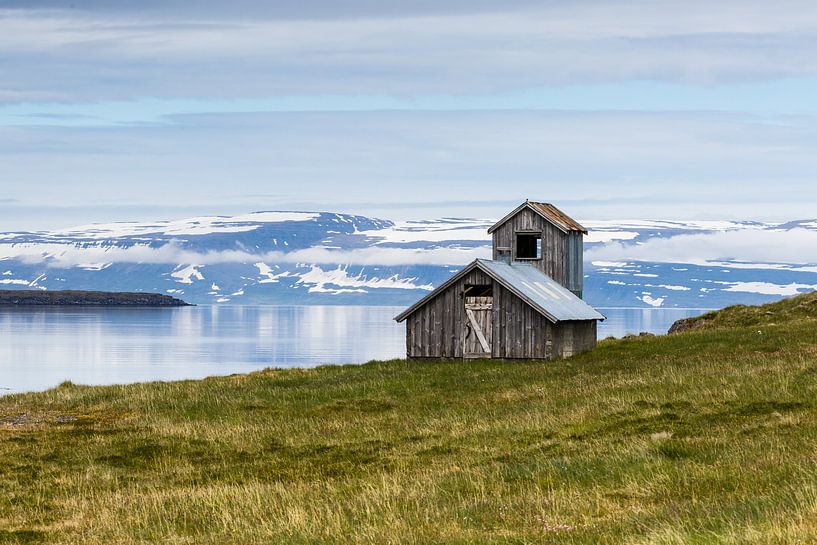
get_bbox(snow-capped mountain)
[2,211,817,308]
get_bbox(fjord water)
[0,306,706,394]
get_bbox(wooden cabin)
[489,201,586,298]
[394,201,604,360]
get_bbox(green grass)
[2,294,817,544]
[669,290,817,332]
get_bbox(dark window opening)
[464,284,493,297]
[516,232,542,260]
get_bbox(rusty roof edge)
[528,202,588,234]
[487,201,587,234]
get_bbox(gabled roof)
[487,201,588,234]
[394,259,605,323]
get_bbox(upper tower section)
[487,201,587,298]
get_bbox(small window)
[516,232,542,260]
[464,284,493,297]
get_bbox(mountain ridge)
[1,210,816,308]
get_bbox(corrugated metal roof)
[476,259,605,322]
[487,201,588,234]
[395,258,605,323]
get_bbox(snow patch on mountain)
[366,219,492,244]
[171,265,204,284]
[645,284,691,291]
[2,210,817,308]
[718,281,817,296]
[50,212,321,239]
[639,294,665,307]
[77,263,112,271]
[256,262,295,283]
[584,220,764,231]
[296,265,433,295]
[0,279,29,286]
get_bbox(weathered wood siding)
[565,232,584,298]
[554,320,597,358]
[405,269,492,358]
[491,284,597,359]
[492,283,555,359]
[491,207,583,295]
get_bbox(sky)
[1,0,817,230]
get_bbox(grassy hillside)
[668,290,817,333]
[2,294,817,544]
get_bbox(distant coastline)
[0,290,190,307]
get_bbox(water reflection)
[0,306,706,394]
[596,307,706,339]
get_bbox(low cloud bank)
[5,228,816,270]
[0,241,491,268]
[587,228,817,266]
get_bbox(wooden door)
[464,296,492,358]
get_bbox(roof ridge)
[487,201,587,234]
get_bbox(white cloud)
[0,240,490,268]
[3,110,816,224]
[592,261,630,268]
[4,1,817,103]
[587,228,817,266]
[3,1,817,228]
[585,231,639,243]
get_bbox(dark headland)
[0,290,190,306]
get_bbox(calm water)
[0,306,706,394]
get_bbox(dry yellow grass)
[2,294,817,543]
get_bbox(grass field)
[2,294,817,544]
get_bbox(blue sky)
[1,0,816,230]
